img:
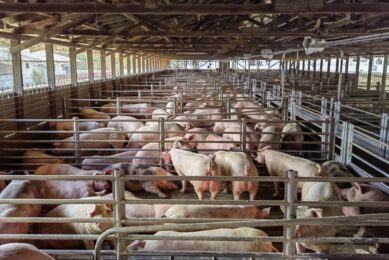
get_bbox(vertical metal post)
[226,97,231,119]
[173,98,177,116]
[72,117,80,165]
[113,167,126,260]
[159,117,165,168]
[116,97,121,116]
[290,91,296,121]
[151,83,154,97]
[283,170,297,259]
[62,97,68,119]
[340,121,354,165]
[379,113,389,159]
[240,118,246,152]
[367,54,373,91]
[138,90,141,100]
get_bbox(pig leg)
[296,242,306,254]
[180,180,189,193]
[195,188,205,200]
[83,240,95,250]
[233,190,242,200]
[143,182,167,198]
[95,189,109,196]
[269,171,281,197]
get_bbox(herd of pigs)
[0,88,388,259]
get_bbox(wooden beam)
[0,3,387,14]
[87,49,94,83]
[10,14,94,54]
[69,47,78,87]
[11,39,23,96]
[45,43,55,89]
[64,29,387,37]
[100,49,106,81]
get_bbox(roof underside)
[0,0,389,59]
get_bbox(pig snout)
[94,180,111,191]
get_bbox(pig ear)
[186,134,195,141]
[352,182,362,191]
[308,208,323,218]
[53,142,60,148]
[172,140,180,149]
[244,165,249,176]
[89,205,98,217]
[128,240,146,251]
[104,169,113,175]
[104,204,113,213]
[160,152,171,161]
[208,153,216,160]
[259,207,271,219]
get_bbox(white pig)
[129,227,278,253]
[281,123,304,151]
[161,146,221,200]
[79,107,110,120]
[296,182,342,253]
[107,115,144,139]
[128,122,185,149]
[212,151,259,200]
[256,146,326,196]
[164,205,270,219]
[35,197,113,249]
[0,243,54,260]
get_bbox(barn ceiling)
[0,0,388,59]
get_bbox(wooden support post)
[327,58,331,78]
[119,53,124,77]
[87,49,94,83]
[69,46,78,98]
[355,55,360,88]
[335,58,339,79]
[11,39,24,128]
[313,58,317,81]
[381,54,388,92]
[101,49,106,81]
[111,53,116,79]
[344,55,349,82]
[45,43,56,117]
[132,55,137,74]
[367,54,373,91]
[127,56,131,75]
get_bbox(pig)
[81,150,138,170]
[257,126,281,151]
[322,161,354,188]
[164,205,270,219]
[166,101,175,114]
[128,122,185,149]
[132,136,191,166]
[223,127,257,151]
[79,107,110,120]
[120,103,153,118]
[161,146,221,200]
[213,120,240,134]
[256,147,326,197]
[196,134,238,153]
[53,127,126,151]
[253,114,285,132]
[234,101,262,110]
[212,151,259,200]
[191,108,225,121]
[128,227,278,253]
[341,182,389,242]
[34,164,109,193]
[35,197,113,249]
[296,182,342,253]
[34,164,109,203]
[103,163,177,198]
[341,182,389,216]
[107,115,144,139]
[265,109,282,118]
[0,180,43,245]
[48,121,102,139]
[100,102,117,115]
[103,191,171,219]
[22,149,64,170]
[0,243,54,260]
[184,128,209,149]
[170,115,194,130]
[151,109,170,121]
[281,123,304,151]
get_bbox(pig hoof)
[272,193,280,197]
[180,188,186,193]
[159,193,167,199]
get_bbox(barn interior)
[0,1,388,259]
